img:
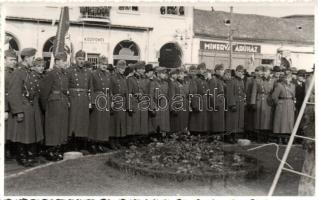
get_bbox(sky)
[195,4,314,17]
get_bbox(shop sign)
[200,41,261,53]
[84,37,106,43]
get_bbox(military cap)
[145,64,154,73]
[290,67,298,74]
[99,55,108,64]
[134,61,146,69]
[224,69,232,74]
[5,49,17,58]
[55,52,67,61]
[236,65,244,71]
[156,66,167,73]
[34,57,44,65]
[272,65,281,72]
[197,62,206,70]
[255,66,263,72]
[117,60,126,68]
[263,66,271,71]
[75,50,86,58]
[168,68,179,75]
[124,66,134,76]
[128,63,134,68]
[214,64,224,71]
[21,48,37,57]
[297,69,307,77]
[189,65,197,71]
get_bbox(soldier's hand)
[229,105,237,112]
[16,113,24,122]
[5,112,8,120]
[250,104,257,111]
[68,103,71,108]
[89,103,92,109]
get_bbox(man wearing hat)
[250,66,275,143]
[4,49,18,159]
[225,65,246,142]
[7,48,44,167]
[207,64,226,138]
[66,50,92,151]
[243,65,262,141]
[110,60,128,147]
[188,62,209,135]
[88,55,114,153]
[40,52,69,161]
[294,69,306,115]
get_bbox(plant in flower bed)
[108,133,260,179]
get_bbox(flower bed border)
[107,150,264,183]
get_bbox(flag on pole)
[50,6,71,69]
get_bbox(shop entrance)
[113,40,140,66]
[159,42,182,68]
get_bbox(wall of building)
[5,6,194,65]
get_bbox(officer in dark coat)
[66,50,92,151]
[225,65,246,141]
[189,63,208,134]
[208,64,226,135]
[110,60,128,146]
[7,48,44,167]
[294,70,306,114]
[40,52,69,160]
[144,64,157,135]
[88,56,114,153]
[5,49,18,159]
[169,68,190,134]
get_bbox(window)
[160,6,184,16]
[261,59,274,65]
[118,6,139,12]
[87,53,100,69]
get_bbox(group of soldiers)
[4,47,314,167]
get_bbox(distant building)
[5,6,314,71]
[192,9,314,71]
[5,6,192,68]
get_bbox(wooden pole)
[229,6,233,69]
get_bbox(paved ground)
[5,144,306,196]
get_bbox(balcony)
[79,7,111,23]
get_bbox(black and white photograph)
[2,1,316,197]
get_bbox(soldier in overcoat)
[144,64,157,135]
[244,66,261,140]
[39,52,69,160]
[250,66,275,142]
[225,65,246,141]
[188,63,208,134]
[169,68,189,134]
[208,64,226,135]
[126,62,149,141]
[271,73,296,144]
[5,49,18,159]
[110,60,128,145]
[88,56,114,153]
[66,50,92,151]
[153,67,170,134]
[7,48,44,167]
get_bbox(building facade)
[5,6,193,68]
[5,6,314,71]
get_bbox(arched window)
[5,32,20,51]
[159,42,183,68]
[113,40,140,65]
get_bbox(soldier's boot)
[5,142,14,160]
[16,143,33,167]
[87,140,98,154]
[26,144,38,165]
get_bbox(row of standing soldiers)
[5,47,312,167]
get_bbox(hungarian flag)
[50,7,73,69]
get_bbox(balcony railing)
[79,7,111,23]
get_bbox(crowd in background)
[4,47,315,167]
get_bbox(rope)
[247,143,294,170]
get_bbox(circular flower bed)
[107,134,263,182]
